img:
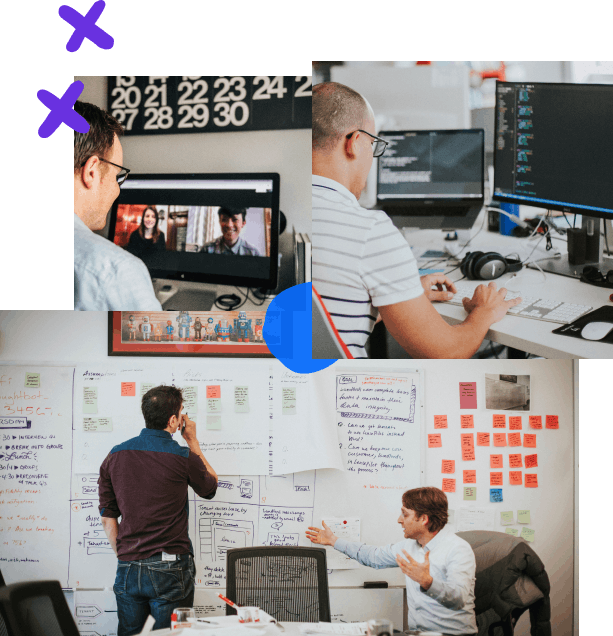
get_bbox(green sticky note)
[517,510,531,524]
[83,386,98,414]
[505,528,519,536]
[520,527,535,542]
[83,417,113,432]
[140,383,155,399]
[183,386,198,413]
[25,373,40,388]
[206,415,222,430]
[282,387,297,414]
[234,386,249,413]
[500,511,514,525]
[207,398,221,414]
[463,487,477,501]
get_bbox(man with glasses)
[312,82,521,359]
[74,101,162,310]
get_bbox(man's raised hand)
[305,520,338,547]
[395,549,433,590]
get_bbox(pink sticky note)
[529,416,542,429]
[442,478,456,493]
[493,433,507,447]
[490,472,503,486]
[524,434,537,448]
[434,415,448,429]
[508,432,522,447]
[525,474,538,488]
[442,460,455,474]
[121,382,136,396]
[428,434,442,448]
[509,454,523,468]
[206,385,221,399]
[490,454,503,469]
[546,415,559,429]
[459,382,477,409]
[509,416,522,430]
[477,432,490,446]
[509,471,523,485]
[461,414,474,428]
[493,414,506,428]
[525,454,538,468]
[463,470,477,484]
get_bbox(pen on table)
[218,593,239,609]
[197,619,219,624]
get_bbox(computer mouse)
[580,321,613,341]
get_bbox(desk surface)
[407,226,613,359]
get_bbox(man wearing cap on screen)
[306,487,477,635]
[201,207,261,256]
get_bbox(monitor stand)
[153,279,218,310]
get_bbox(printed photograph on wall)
[485,374,531,411]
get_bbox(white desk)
[406,227,613,359]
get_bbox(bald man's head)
[312,82,372,153]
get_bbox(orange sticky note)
[525,474,538,488]
[525,454,538,468]
[490,472,503,486]
[524,434,537,448]
[121,382,136,396]
[490,454,503,469]
[477,432,490,446]
[428,434,442,448]
[462,448,476,461]
[434,415,448,429]
[508,432,522,447]
[546,415,559,429]
[461,433,475,460]
[461,414,474,428]
[206,385,221,399]
[493,433,507,447]
[493,414,506,428]
[509,454,523,468]
[509,471,523,485]
[529,416,542,429]
[442,459,455,474]
[463,470,477,484]
[509,416,522,430]
[442,478,456,493]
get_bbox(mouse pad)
[552,305,613,343]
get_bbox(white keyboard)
[448,281,593,324]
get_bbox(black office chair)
[0,570,9,636]
[0,580,80,636]
[225,546,331,622]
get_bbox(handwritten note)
[518,510,531,524]
[520,527,535,542]
[477,432,490,446]
[525,474,538,488]
[25,372,40,388]
[234,386,249,413]
[463,487,477,501]
[490,488,503,502]
[140,382,155,399]
[463,470,476,484]
[490,472,503,486]
[83,386,98,414]
[500,511,514,525]
[509,471,522,485]
[509,416,522,430]
[206,385,221,399]
[490,454,503,469]
[442,460,455,474]
[434,415,448,429]
[282,387,297,414]
[461,414,474,428]
[546,415,559,429]
[524,434,537,448]
[509,454,523,468]
[206,415,222,430]
[493,414,506,428]
[121,382,136,397]
[461,433,475,460]
[207,399,222,414]
[508,432,521,447]
[529,416,542,429]
[322,517,361,569]
[459,382,477,409]
[428,434,442,448]
[493,433,507,447]
[83,417,113,432]
[525,454,538,468]
[505,527,519,536]
[183,386,198,413]
[442,478,456,493]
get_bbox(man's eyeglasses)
[346,129,389,158]
[82,157,131,186]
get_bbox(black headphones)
[460,251,523,281]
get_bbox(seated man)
[201,207,261,256]
[306,487,477,635]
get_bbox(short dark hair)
[218,207,247,221]
[141,385,183,430]
[402,487,449,533]
[74,101,123,171]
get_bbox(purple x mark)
[37,81,90,138]
[59,1,114,52]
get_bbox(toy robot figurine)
[193,317,203,341]
[127,314,137,340]
[204,317,215,341]
[234,311,252,343]
[215,319,233,342]
[140,315,152,341]
[154,322,163,342]
[254,318,263,342]
[176,311,193,341]
[166,320,174,341]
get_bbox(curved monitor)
[109,173,280,289]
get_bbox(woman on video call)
[127,206,167,259]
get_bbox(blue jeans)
[114,552,195,635]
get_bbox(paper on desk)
[322,516,360,569]
[300,622,367,635]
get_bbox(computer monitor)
[377,129,484,231]
[109,173,280,290]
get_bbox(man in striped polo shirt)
[312,82,521,358]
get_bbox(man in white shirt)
[312,82,521,358]
[306,487,477,635]
[74,101,162,310]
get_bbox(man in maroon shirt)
[99,386,218,635]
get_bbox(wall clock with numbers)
[107,76,312,135]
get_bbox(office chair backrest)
[0,570,8,636]
[312,286,353,359]
[0,580,80,636]
[226,546,331,622]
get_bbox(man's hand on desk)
[396,549,433,591]
[462,282,522,323]
[305,520,338,547]
[420,274,456,302]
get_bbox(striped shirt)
[312,175,423,358]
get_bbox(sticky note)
[509,454,523,468]
[83,417,113,432]
[525,454,538,468]
[434,415,448,429]
[500,511,514,525]
[463,470,476,484]
[508,432,522,447]
[442,478,456,493]
[525,474,538,488]
[442,460,455,474]
[461,414,474,428]
[493,433,507,447]
[493,414,506,428]
[25,372,40,388]
[461,433,475,460]
[518,510,531,524]
[234,386,250,413]
[206,415,222,430]
[520,527,535,542]
[459,382,477,409]
[121,382,136,397]
[83,386,98,414]
[509,471,523,485]
[505,528,519,536]
[477,432,490,446]
[490,488,503,502]
[529,416,542,429]
[463,487,477,501]
[490,472,503,486]
[428,434,442,448]
[282,387,297,414]
[207,399,222,414]
[490,454,503,469]
[206,385,221,399]
[509,416,522,430]
[140,383,155,399]
[523,434,537,448]
[546,415,559,429]
[183,386,198,413]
